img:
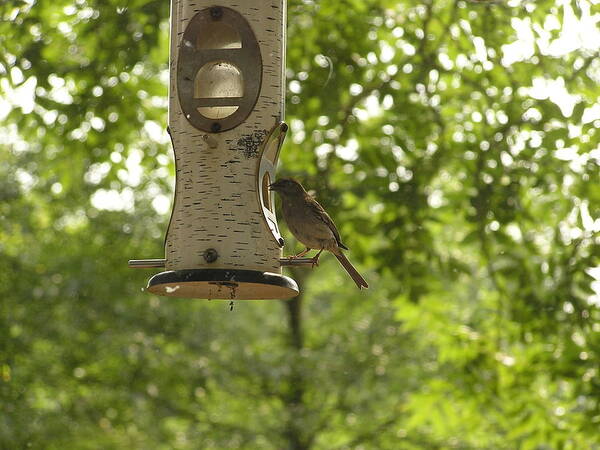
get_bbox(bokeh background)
[1,0,599,448]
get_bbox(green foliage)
[1,0,599,448]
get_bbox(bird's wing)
[306,195,349,250]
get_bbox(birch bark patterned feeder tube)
[135,0,298,300]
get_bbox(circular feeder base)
[147,269,299,300]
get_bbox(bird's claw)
[288,249,310,260]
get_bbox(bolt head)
[204,248,219,263]
[210,7,223,19]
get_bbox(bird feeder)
[129,0,309,300]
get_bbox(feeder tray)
[147,269,298,299]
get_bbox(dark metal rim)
[256,121,288,248]
[176,7,263,133]
[148,269,298,291]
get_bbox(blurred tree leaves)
[1,0,599,448]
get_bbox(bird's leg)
[311,248,324,267]
[288,247,311,260]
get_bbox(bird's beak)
[268,183,276,191]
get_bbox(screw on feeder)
[203,248,219,263]
[209,6,223,20]
[211,122,221,133]
[202,134,218,149]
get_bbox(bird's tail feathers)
[334,252,368,289]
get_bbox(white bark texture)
[166,0,286,272]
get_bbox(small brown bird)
[269,178,368,289]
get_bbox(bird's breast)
[281,199,336,249]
